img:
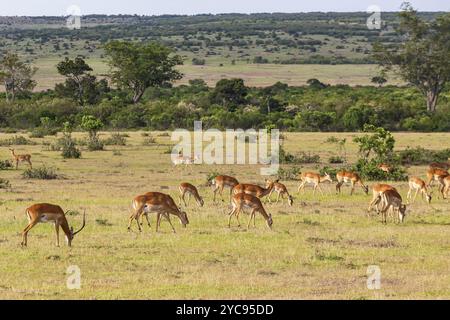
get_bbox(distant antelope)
[426,167,448,188]
[367,183,397,214]
[378,163,392,173]
[232,179,278,200]
[21,203,86,247]
[128,192,189,233]
[407,177,432,204]
[336,170,369,195]
[228,193,273,229]
[172,154,199,168]
[378,189,407,224]
[9,148,32,170]
[298,172,332,196]
[179,182,204,207]
[266,181,293,206]
[211,175,239,202]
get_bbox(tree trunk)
[132,90,144,104]
[426,90,438,113]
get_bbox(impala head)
[67,211,86,246]
[267,213,273,229]
[323,172,332,183]
[178,208,189,227]
[399,204,407,223]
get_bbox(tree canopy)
[0,52,37,102]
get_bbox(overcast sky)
[0,0,448,16]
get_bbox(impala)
[378,189,407,224]
[367,183,397,214]
[429,162,450,171]
[21,203,86,247]
[232,179,277,200]
[439,175,450,199]
[266,180,293,206]
[9,148,32,170]
[179,182,204,207]
[336,170,369,195]
[426,167,449,188]
[298,172,332,196]
[128,192,189,233]
[211,175,239,202]
[377,163,392,173]
[407,177,432,204]
[228,193,273,229]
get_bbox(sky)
[0,0,448,16]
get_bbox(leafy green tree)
[0,52,37,102]
[373,3,450,112]
[353,124,395,161]
[210,78,248,110]
[81,115,104,150]
[104,41,183,103]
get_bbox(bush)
[397,147,450,166]
[277,166,302,180]
[279,146,320,164]
[22,166,59,180]
[103,132,127,146]
[142,136,156,145]
[329,156,345,164]
[353,159,408,181]
[0,160,12,170]
[87,138,104,151]
[0,178,11,189]
[0,135,36,146]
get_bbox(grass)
[0,131,449,299]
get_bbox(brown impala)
[440,175,450,199]
[298,172,333,196]
[336,170,369,195]
[367,183,397,214]
[426,167,449,188]
[228,193,273,229]
[378,189,407,224]
[21,203,86,247]
[211,175,239,202]
[179,182,204,207]
[266,180,293,206]
[128,192,189,233]
[407,177,432,204]
[232,179,278,200]
[9,148,32,170]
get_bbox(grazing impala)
[211,175,239,202]
[9,148,32,170]
[426,167,449,187]
[298,172,332,196]
[336,170,369,195]
[367,183,397,214]
[21,203,86,247]
[232,179,278,200]
[377,163,392,173]
[378,189,407,224]
[179,182,204,207]
[228,193,273,229]
[128,192,189,233]
[266,180,293,206]
[407,177,432,204]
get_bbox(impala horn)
[72,210,86,236]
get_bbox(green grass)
[0,131,449,299]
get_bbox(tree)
[373,3,450,112]
[210,78,248,110]
[371,76,387,87]
[56,56,106,106]
[104,41,183,104]
[0,52,37,102]
[81,115,104,151]
[306,78,327,89]
[353,124,395,161]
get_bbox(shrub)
[103,132,127,146]
[353,159,408,181]
[142,136,156,145]
[87,138,104,151]
[397,147,450,165]
[0,135,36,146]
[0,160,12,170]
[329,156,345,164]
[58,123,82,159]
[22,166,59,180]
[279,146,320,164]
[277,166,302,180]
[0,178,11,189]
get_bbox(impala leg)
[28,160,32,169]
[135,213,142,232]
[164,213,176,233]
[318,184,325,196]
[247,209,256,229]
[54,222,60,247]
[267,189,273,203]
[15,160,19,170]
[235,208,241,227]
[227,207,238,227]
[155,213,162,232]
[143,213,151,229]
[187,193,191,206]
[21,219,39,247]
[181,191,187,207]
[336,182,342,194]
[276,192,281,203]
[413,188,419,203]
[350,182,355,195]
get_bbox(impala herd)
[4,148,449,247]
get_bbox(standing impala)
[298,172,332,196]
[336,170,369,195]
[232,179,277,200]
[228,193,273,229]
[426,167,448,188]
[21,203,86,247]
[211,175,239,202]
[377,163,392,173]
[378,189,407,224]
[367,183,397,214]
[266,180,293,206]
[9,148,32,170]
[439,175,450,199]
[128,192,189,233]
[179,182,204,207]
[407,177,432,204]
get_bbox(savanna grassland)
[0,131,449,299]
